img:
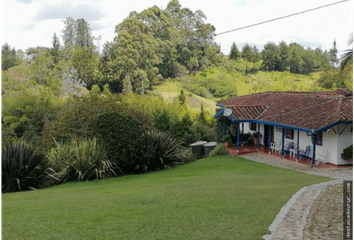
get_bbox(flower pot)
[224,142,229,148]
[254,138,258,145]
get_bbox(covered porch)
[226,144,351,169]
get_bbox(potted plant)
[252,132,262,145]
[222,135,232,147]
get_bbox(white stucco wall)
[244,122,353,165]
[320,130,338,165]
[336,124,353,165]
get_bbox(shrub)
[181,150,196,163]
[2,142,51,193]
[91,111,152,173]
[40,94,125,150]
[341,145,353,161]
[142,130,185,171]
[48,137,115,183]
[208,143,228,157]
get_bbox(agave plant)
[142,130,185,172]
[2,142,52,193]
[48,136,115,183]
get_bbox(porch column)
[281,128,285,159]
[257,123,260,151]
[311,134,316,167]
[268,128,271,154]
[241,123,244,147]
[237,123,240,153]
[296,130,300,162]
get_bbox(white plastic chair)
[272,142,281,153]
[316,149,328,164]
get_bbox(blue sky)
[1,0,352,54]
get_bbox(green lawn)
[2,156,331,240]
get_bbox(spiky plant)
[2,142,51,193]
[340,33,353,72]
[49,136,115,183]
[141,130,185,172]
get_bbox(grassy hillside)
[152,80,217,114]
[2,156,331,240]
[152,68,322,114]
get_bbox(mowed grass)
[2,156,331,240]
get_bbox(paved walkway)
[239,153,352,240]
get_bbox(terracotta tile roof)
[218,89,353,130]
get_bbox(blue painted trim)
[237,124,240,152]
[257,123,260,151]
[311,134,316,167]
[214,109,225,119]
[228,116,236,123]
[281,128,285,159]
[257,120,313,133]
[214,104,225,119]
[315,121,353,133]
[296,130,300,161]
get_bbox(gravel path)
[238,153,352,240]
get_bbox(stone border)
[262,179,343,240]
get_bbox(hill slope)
[152,68,322,114]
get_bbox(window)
[250,123,256,131]
[312,132,323,146]
[285,128,294,139]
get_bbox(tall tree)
[61,17,76,47]
[261,42,280,71]
[288,43,305,73]
[241,43,252,61]
[61,17,95,48]
[229,42,241,60]
[242,43,252,71]
[1,43,19,70]
[328,40,339,67]
[75,18,93,48]
[278,41,289,71]
[250,45,261,70]
[71,46,99,88]
[50,33,61,65]
[178,89,186,105]
[113,17,161,93]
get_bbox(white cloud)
[1,0,352,54]
[34,2,105,21]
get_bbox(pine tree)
[328,40,339,68]
[229,42,241,60]
[198,102,207,125]
[178,89,186,105]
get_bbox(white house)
[215,89,353,166]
